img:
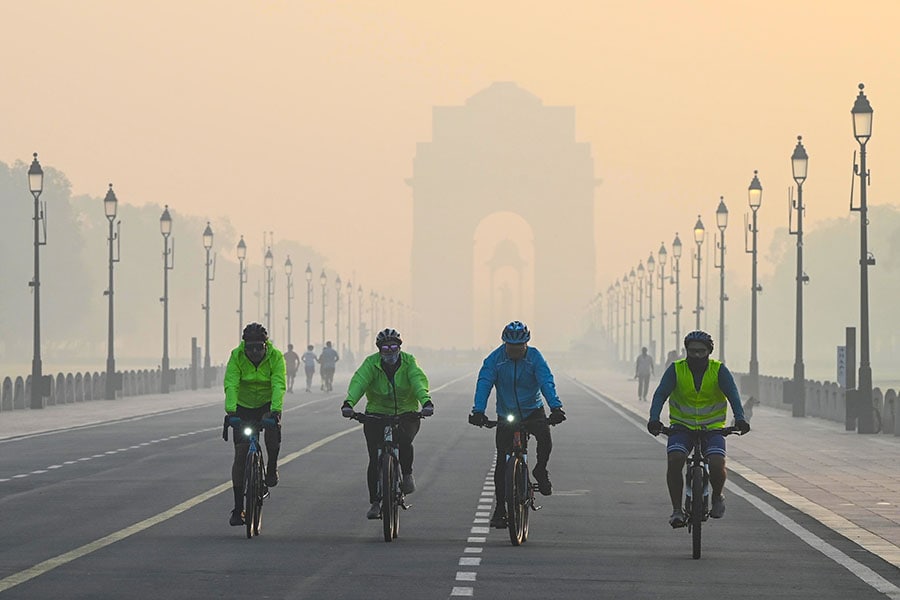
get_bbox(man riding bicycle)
[224,323,286,526]
[468,321,566,529]
[340,328,434,519]
[646,330,750,528]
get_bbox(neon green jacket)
[669,359,727,430]
[224,340,286,413]
[344,352,431,414]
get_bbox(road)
[0,367,897,599]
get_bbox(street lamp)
[236,236,247,342]
[852,83,876,433]
[646,253,655,359]
[790,135,809,417]
[264,248,274,333]
[614,279,622,361]
[28,154,48,408]
[606,284,615,355]
[160,205,174,394]
[305,263,313,347]
[202,222,216,387]
[628,268,636,360]
[692,216,705,330]
[657,242,667,365]
[320,269,327,345]
[103,184,121,400]
[285,256,294,348]
[745,171,763,400]
[335,275,342,353]
[672,233,683,355]
[636,261,645,351]
[357,285,364,352]
[346,280,353,357]
[715,197,728,363]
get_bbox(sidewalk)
[568,367,900,568]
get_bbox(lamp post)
[628,268,636,360]
[790,135,809,417]
[335,275,342,352]
[160,205,174,394]
[28,154,47,408]
[746,171,762,400]
[264,248,274,333]
[284,256,294,347]
[715,197,728,362]
[381,294,387,327]
[236,237,247,341]
[692,217,705,330]
[358,285,364,352]
[636,262,645,351]
[657,243,667,365]
[305,263,313,347]
[346,280,353,356]
[320,269,327,345]
[202,222,215,387]
[852,83,876,433]
[647,253,656,358]
[614,279,622,361]
[103,184,121,400]
[672,233,683,354]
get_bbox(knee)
[708,455,726,471]
[667,452,686,470]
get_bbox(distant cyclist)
[301,344,317,392]
[223,323,286,526]
[468,320,566,529]
[318,341,340,391]
[340,328,434,519]
[646,330,750,528]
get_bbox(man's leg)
[397,419,421,494]
[362,421,383,518]
[491,426,514,527]
[231,441,249,525]
[264,420,282,487]
[706,435,728,518]
[528,415,553,495]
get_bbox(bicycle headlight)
[506,414,515,423]
[243,427,253,437]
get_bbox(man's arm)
[472,355,496,413]
[649,363,677,421]
[717,365,746,421]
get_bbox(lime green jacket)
[669,359,727,429]
[224,340,286,413]
[344,352,431,414]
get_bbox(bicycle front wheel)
[505,456,526,546]
[691,466,704,559]
[381,452,395,542]
[244,451,258,539]
[253,454,264,536]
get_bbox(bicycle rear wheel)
[253,455,264,536]
[691,466,703,559]
[244,452,258,539]
[381,452,395,542]
[505,456,526,546]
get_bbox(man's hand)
[647,420,663,436]
[421,401,434,417]
[548,407,567,425]
[468,411,488,427]
[734,419,751,435]
[263,410,281,424]
[341,401,354,419]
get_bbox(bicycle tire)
[691,466,703,559]
[521,460,531,543]
[253,454,264,536]
[244,451,257,539]
[381,451,394,542]
[505,455,526,546]
[392,458,401,539]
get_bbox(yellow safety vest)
[668,359,727,430]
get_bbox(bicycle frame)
[224,416,277,538]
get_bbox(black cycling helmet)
[375,328,402,347]
[683,330,714,352]
[501,320,531,343]
[242,322,268,343]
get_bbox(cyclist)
[468,320,566,529]
[283,343,300,393]
[646,330,750,528]
[224,323,287,526]
[318,341,340,391]
[340,328,434,519]
[301,344,317,392]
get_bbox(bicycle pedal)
[400,501,412,510]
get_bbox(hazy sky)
[4,1,900,298]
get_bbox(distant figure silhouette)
[283,344,300,393]
[635,347,655,402]
[742,396,760,422]
[318,341,340,391]
[301,345,317,392]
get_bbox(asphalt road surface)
[0,367,897,599]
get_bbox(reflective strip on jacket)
[224,340,287,413]
[668,358,727,430]
[344,352,431,414]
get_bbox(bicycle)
[477,415,547,546]
[223,416,278,539]
[660,425,741,559]
[351,411,425,542]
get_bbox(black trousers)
[363,416,421,503]
[494,408,552,505]
[231,404,281,507]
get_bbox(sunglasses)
[380,344,400,352]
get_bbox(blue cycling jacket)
[472,345,562,418]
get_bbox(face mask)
[245,342,267,365]
[686,356,709,371]
[381,351,400,366]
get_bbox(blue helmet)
[683,330,714,352]
[501,321,531,344]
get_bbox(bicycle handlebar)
[222,416,279,441]
[658,425,742,437]
[349,411,426,424]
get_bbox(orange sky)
[3,0,900,300]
